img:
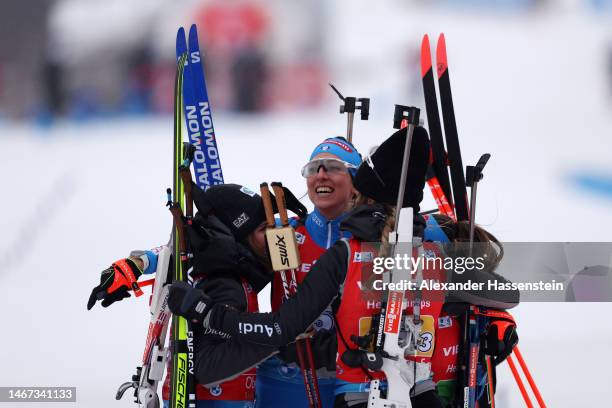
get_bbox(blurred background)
[1,0,612,407]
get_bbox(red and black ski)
[436,33,470,222]
[421,34,455,220]
[420,32,474,408]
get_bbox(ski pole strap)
[138,278,155,288]
[279,269,296,300]
[280,184,308,220]
[472,307,515,324]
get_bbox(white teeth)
[316,186,333,194]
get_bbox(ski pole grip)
[259,183,276,228]
[466,153,491,187]
[179,167,193,218]
[393,105,421,129]
[169,203,188,257]
[271,182,289,227]
[342,97,356,114]
[358,98,370,120]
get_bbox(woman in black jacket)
[89,183,305,407]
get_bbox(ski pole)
[482,310,546,408]
[457,154,490,408]
[329,83,369,143]
[513,346,547,408]
[466,153,490,256]
[367,106,422,408]
[260,183,322,408]
[271,182,322,408]
[484,355,496,408]
[391,105,420,233]
[506,354,534,408]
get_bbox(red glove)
[87,258,144,310]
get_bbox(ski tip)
[176,27,186,43]
[438,32,446,46]
[436,33,448,78]
[420,34,432,77]
[189,23,198,36]
[176,27,187,61]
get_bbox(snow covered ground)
[1,3,612,407]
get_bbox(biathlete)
[257,136,362,408]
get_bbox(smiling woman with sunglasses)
[255,136,362,408]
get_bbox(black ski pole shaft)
[466,153,490,255]
[392,105,420,233]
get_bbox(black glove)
[87,258,143,310]
[485,320,519,365]
[411,389,444,408]
[168,281,213,325]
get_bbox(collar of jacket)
[302,208,352,249]
[340,204,427,243]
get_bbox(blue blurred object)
[571,171,612,198]
[589,0,612,11]
[34,108,54,129]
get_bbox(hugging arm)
[207,241,349,347]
